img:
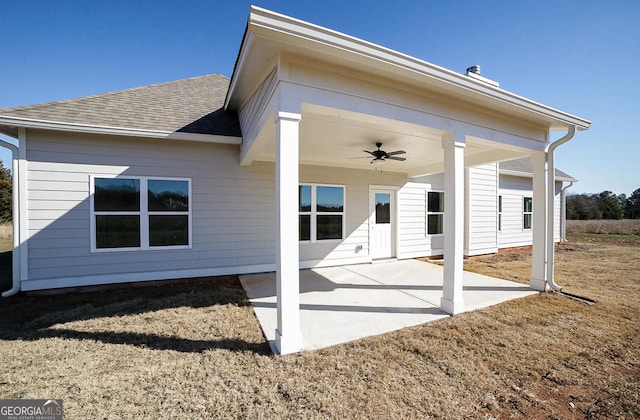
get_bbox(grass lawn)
[0,233,638,418]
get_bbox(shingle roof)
[0,74,241,137]
[500,157,576,181]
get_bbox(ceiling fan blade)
[348,156,372,159]
[386,150,406,156]
[387,156,406,161]
[362,150,376,156]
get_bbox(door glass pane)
[316,186,344,212]
[148,180,189,211]
[299,185,311,212]
[375,193,391,224]
[149,215,189,246]
[96,215,140,248]
[94,178,140,211]
[317,215,342,240]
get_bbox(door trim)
[369,185,399,260]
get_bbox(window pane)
[148,180,189,212]
[299,215,311,241]
[299,185,311,212]
[317,186,344,212]
[498,214,502,231]
[375,193,391,224]
[96,215,140,248]
[524,214,532,230]
[428,192,444,213]
[498,195,503,212]
[317,215,342,240]
[149,215,189,246]
[95,178,140,211]
[523,197,533,213]
[427,214,443,235]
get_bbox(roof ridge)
[0,73,228,113]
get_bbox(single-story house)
[0,7,589,353]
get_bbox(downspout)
[0,138,20,297]
[560,181,574,242]
[545,125,576,292]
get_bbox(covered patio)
[226,7,590,354]
[240,259,538,352]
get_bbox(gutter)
[545,125,576,292]
[0,139,20,297]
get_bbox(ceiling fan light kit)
[362,142,406,170]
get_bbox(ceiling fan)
[362,142,406,167]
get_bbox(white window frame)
[299,183,345,243]
[523,196,533,230]
[426,190,445,236]
[90,175,192,252]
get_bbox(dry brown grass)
[567,218,640,235]
[0,222,11,250]
[1,235,639,419]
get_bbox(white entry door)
[370,188,395,259]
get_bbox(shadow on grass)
[0,274,270,355]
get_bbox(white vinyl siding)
[498,175,563,249]
[464,163,499,256]
[396,174,445,258]
[24,130,278,288]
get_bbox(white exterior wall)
[498,174,561,249]
[397,174,444,258]
[22,130,451,290]
[24,130,278,290]
[464,163,499,256]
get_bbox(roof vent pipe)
[466,65,481,75]
[465,65,500,87]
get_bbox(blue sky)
[1,0,638,195]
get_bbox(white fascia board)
[0,116,242,145]
[245,6,591,131]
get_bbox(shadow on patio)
[240,259,538,352]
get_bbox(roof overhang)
[500,168,577,183]
[0,116,242,145]
[226,6,591,132]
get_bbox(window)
[498,195,503,232]
[299,184,344,242]
[427,191,444,235]
[92,177,191,251]
[523,196,533,230]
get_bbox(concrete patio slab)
[239,259,538,352]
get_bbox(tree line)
[567,188,640,220]
[0,160,10,222]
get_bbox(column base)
[530,277,548,292]
[440,297,465,315]
[275,328,303,355]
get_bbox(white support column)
[530,152,548,291]
[440,133,466,315]
[274,111,303,355]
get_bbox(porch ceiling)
[248,105,529,176]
